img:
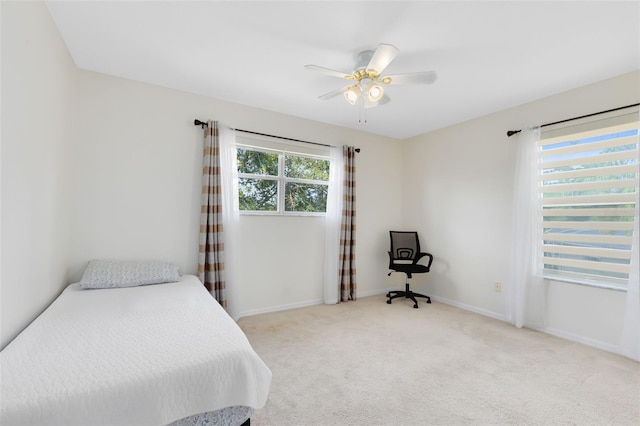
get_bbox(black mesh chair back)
[390,231,420,262]
[387,231,433,308]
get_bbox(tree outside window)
[237,147,330,214]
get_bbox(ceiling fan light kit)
[344,85,362,105]
[305,43,437,112]
[366,81,384,102]
[344,80,383,105]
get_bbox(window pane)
[284,182,328,212]
[238,178,277,211]
[285,155,329,181]
[237,149,279,176]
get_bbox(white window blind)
[539,118,639,289]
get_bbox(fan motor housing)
[354,50,375,72]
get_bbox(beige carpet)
[238,295,640,426]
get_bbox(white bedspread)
[0,275,271,426]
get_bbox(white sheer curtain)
[219,125,240,319]
[324,145,344,304]
[619,174,640,361]
[508,127,546,329]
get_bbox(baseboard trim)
[429,295,507,322]
[237,288,390,319]
[429,296,621,355]
[238,298,324,319]
[358,288,390,298]
[429,295,621,356]
[539,326,620,355]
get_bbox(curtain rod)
[506,103,640,137]
[194,119,360,152]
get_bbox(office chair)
[386,231,433,308]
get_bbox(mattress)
[0,275,271,425]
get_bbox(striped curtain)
[198,120,226,307]
[339,146,357,301]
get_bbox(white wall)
[1,1,77,349]
[3,0,635,356]
[69,70,403,318]
[402,71,639,350]
[0,1,402,346]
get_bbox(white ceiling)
[45,1,640,140]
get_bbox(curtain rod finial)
[194,119,208,129]
[507,130,521,137]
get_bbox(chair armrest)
[414,252,434,270]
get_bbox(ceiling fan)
[305,43,437,109]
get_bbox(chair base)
[386,283,431,309]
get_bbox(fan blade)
[381,71,437,85]
[366,44,399,74]
[305,64,353,80]
[318,85,350,100]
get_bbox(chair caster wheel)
[427,300,432,304]
[387,300,392,304]
[413,304,418,309]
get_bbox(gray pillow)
[79,259,181,289]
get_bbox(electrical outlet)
[494,282,502,292]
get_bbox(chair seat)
[390,264,430,274]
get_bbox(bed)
[0,271,271,426]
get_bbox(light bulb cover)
[344,85,362,105]
[366,83,384,102]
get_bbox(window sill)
[543,274,627,292]
[239,211,326,217]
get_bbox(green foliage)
[237,148,330,213]
[285,183,328,212]
[237,149,279,176]
[238,178,277,211]
[285,155,329,181]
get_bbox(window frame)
[538,109,639,291]
[236,143,330,216]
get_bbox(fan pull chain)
[358,98,368,124]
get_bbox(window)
[237,146,330,214]
[539,113,639,289]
